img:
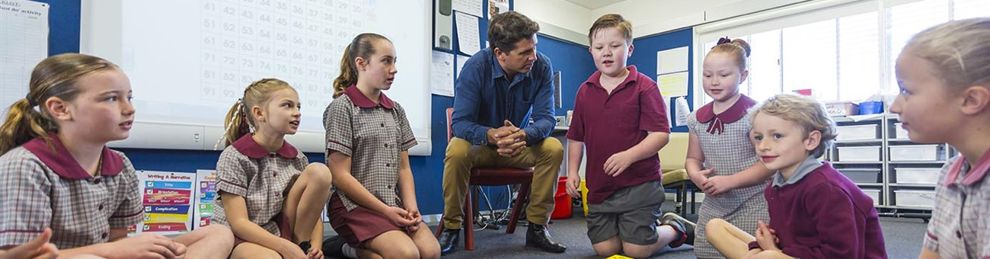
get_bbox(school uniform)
[324,85,416,247]
[0,134,144,249]
[747,157,886,259]
[685,95,770,258]
[212,134,308,240]
[567,66,670,245]
[923,148,990,258]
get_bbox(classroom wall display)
[80,0,432,155]
[134,171,197,235]
[194,170,218,228]
[0,0,48,116]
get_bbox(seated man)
[438,11,566,255]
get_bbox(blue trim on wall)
[627,28,694,132]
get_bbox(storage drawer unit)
[836,146,881,162]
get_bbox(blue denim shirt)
[451,47,555,146]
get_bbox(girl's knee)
[382,244,420,259]
[303,162,333,186]
[200,224,234,243]
[706,218,729,232]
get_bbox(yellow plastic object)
[580,180,589,216]
[607,254,633,259]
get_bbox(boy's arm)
[622,132,670,161]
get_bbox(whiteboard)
[1,0,48,118]
[80,0,432,155]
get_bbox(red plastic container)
[551,176,573,219]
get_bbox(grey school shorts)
[586,180,665,245]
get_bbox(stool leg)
[680,184,687,215]
[464,188,475,251]
[507,183,530,234]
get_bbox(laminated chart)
[136,171,196,235]
[194,170,218,228]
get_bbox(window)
[887,0,949,94]
[747,30,782,102]
[695,0,979,106]
[953,0,990,20]
[782,19,838,101]
[838,11,880,102]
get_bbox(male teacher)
[438,11,565,255]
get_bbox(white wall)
[517,0,809,41]
[515,0,593,45]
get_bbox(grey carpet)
[439,207,926,258]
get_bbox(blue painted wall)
[627,28,695,132]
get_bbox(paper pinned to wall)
[454,11,481,56]
[452,0,484,18]
[455,54,470,79]
[658,72,689,97]
[430,51,455,97]
[488,0,508,18]
[675,96,691,126]
[657,46,689,75]
[1,0,49,115]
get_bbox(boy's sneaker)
[322,235,347,258]
[659,212,696,248]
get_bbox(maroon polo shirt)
[567,66,670,204]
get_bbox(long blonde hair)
[0,54,119,155]
[904,18,990,90]
[221,78,294,146]
[332,33,390,98]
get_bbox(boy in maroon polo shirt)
[706,94,886,259]
[565,14,695,258]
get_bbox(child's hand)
[604,151,635,176]
[690,168,714,186]
[702,175,736,196]
[306,247,323,259]
[385,207,416,227]
[276,239,308,259]
[405,208,424,232]
[0,228,58,259]
[755,220,780,251]
[110,232,184,259]
[565,173,581,199]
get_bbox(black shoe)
[525,223,566,253]
[438,229,460,255]
[322,236,346,258]
[298,240,311,254]
[660,212,696,248]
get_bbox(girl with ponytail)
[212,78,333,259]
[0,53,234,258]
[322,33,440,259]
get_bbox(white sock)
[342,243,357,258]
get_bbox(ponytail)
[0,99,52,154]
[332,43,357,98]
[220,99,250,148]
